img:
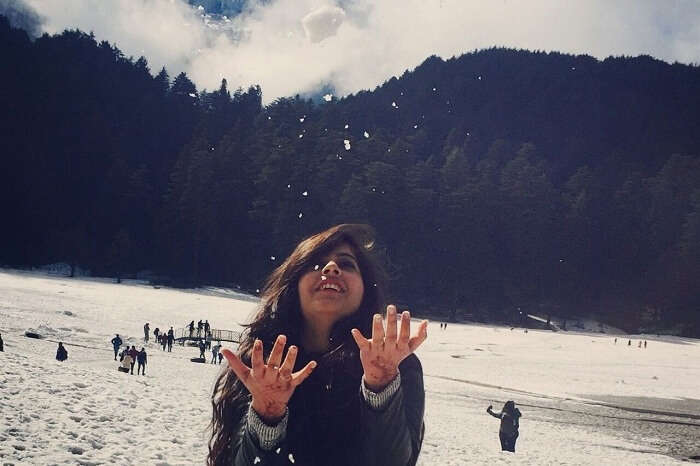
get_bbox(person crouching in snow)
[120,352,133,374]
[487,400,522,452]
[56,342,68,361]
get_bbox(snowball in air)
[302,6,346,43]
[364,131,370,138]
[343,140,351,150]
[323,94,333,102]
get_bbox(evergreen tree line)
[2,17,699,334]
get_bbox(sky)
[8,0,700,103]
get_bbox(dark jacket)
[232,351,425,466]
[488,406,521,435]
[56,344,68,361]
[111,336,122,348]
[137,350,147,364]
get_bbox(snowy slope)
[1,270,698,465]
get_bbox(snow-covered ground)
[1,270,698,465]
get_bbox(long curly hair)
[207,224,386,466]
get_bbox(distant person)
[217,351,223,365]
[111,334,123,360]
[204,320,210,335]
[189,320,195,337]
[198,339,206,361]
[128,345,139,374]
[628,339,631,346]
[56,342,68,362]
[0,333,4,352]
[614,337,617,344]
[444,322,447,329]
[487,401,522,452]
[205,332,212,350]
[144,323,150,343]
[154,327,160,342]
[137,348,147,375]
[161,333,167,351]
[638,341,642,348]
[644,340,647,348]
[167,327,174,352]
[211,341,221,364]
[197,320,203,337]
[120,351,133,374]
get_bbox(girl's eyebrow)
[335,252,358,262]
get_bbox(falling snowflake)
[323,94,333,102]
[287,184,291,189]
[413,125,418,129]
[364,131,370,138]
[477,75,482,80]
[197,5,204,10]
[344,140,351,150]
[256,289,260,293]
[298,212,303,219]
[344,124,349,129]
[302,191,308,196]
[288,453,295,463]
[276,448,281,454]
[254,457,261,465]
[299,134,303,138]
[299,117,305,123]
[432,87,436,92]
[271,256,276,261]
[400,91,404,96]
[267,116,271,120]
[188,93,196,98]
[314,264,320,271]
[392,102,398,108]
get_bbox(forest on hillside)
[1,16,699,334]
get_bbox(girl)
[209,224,427,465]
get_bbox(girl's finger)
[279,345,298,380]
[398,311,411,345]
[251,339,264,375]
[408,320,429,352]
[385,305,398,345]
[351,328,370,351]
[372,313,385,346]
[267,334,286,368]
[221,349,250,381]
[291,360,317,387]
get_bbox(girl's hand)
[351,305,428,391]
[222,335,316,423]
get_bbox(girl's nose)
[322,260,341,276]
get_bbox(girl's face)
[297,243,365,326]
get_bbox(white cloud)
[23,0,700,103]
[301,5,345,43]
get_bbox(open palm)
[351,305,428,391]
[222,335,316,422]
